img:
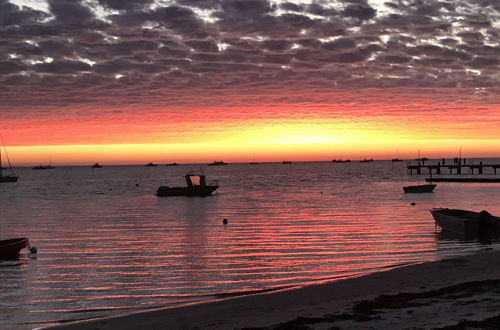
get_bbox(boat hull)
[156,185,219,197]
[403,184,436,193]
[430,208,500,237]
[0,238,29,259]
[0,176,18,182]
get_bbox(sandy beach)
[49,248,500,330]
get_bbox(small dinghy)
[430,208,500,237]
[0,238,29,260]
[403,184,436,193]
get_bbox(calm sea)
[1,160,500,329]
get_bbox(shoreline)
[48,248,500,330]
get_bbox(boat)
[166,163,179,166]
[91,163,103,168]
[33,164,54,170]
[207,161,227,166]
[360,159,374,163]
[156,171,219,197]
[145,162,158,167]
[403,184,436,193]
[332,159,351,163]
[0,237,29,259]
[0,136,18,183]
[430,208,500,237]
[282,160,292,164]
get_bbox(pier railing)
[407,159,500,175]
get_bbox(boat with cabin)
[156,170,219,197]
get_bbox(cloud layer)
[0,0,498,111]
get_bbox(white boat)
[403,184,436,193]
[430,208,500,237]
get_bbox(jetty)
[407,158,500,175]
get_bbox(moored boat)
[430,208,500,237]
[0,237,29,259]
[0,136,18,182]
[207,161,227,166]
[33,164,55,170]
[156,171,219,197]
[403,184,436,193]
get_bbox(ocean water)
[1,160,500,329]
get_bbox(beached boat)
[403,184,436,193]
[0,138,18,182]
[156,171,219,197]
[430,208,500,237]
[91,163,103,168]
[207,161,227,166]
[0,237,29,259]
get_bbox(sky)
[0,0,499,165]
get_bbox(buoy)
[223,218,228,225]
[30,246,38,254]
[411,202,416,206]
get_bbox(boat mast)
[0,133,15,176]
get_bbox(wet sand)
[49,249,500,330]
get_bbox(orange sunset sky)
[1,0,499,165]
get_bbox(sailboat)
[0,135,18,183]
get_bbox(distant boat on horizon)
[92,163,103,168]
[207,161,227,166]
[145,162,158,167]
[360,159,374,163]
[249,162,259,165]
[0,135,18,183]
[166,162,179,166]
[33,164,55,170]
[282,160,292,164]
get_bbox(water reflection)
[0,162,499,329]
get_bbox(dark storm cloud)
[0,0,499,108]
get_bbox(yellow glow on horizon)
[5,138,500,166]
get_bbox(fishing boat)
[156,171,219,197]
[91,163,103,168]
[0,237,29,259]
[0,136,18,182]
[430,208,500,237]
[207,161,227,166]
[403,184,436,193]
